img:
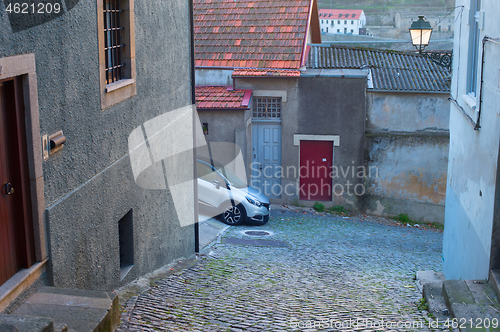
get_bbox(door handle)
[3,183,14,195]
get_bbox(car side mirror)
[212,180,220,189]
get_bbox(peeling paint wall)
[367,92,450,133]
[363,134,449,223]
[362,91,450,224]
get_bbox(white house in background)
[318,9,366,35]
[442,0,500,280]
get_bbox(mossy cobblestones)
[118,210,443,331]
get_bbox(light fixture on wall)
[409,15,452,69]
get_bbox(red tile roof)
[196,86,252,110]
[194,0,321,70]
[232,68,301,77]
[318,9,364,20]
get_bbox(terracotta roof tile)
[194,0,313,69]
[318,9,364,19]
[232,69,301,77]
[196,86,252,109]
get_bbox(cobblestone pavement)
[118,208,443,331]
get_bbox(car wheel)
[221,203,246,226]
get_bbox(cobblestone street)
[118,207,443,331]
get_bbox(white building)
[442,0,500,280]
[318,9,366,35]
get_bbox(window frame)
[252,97,282,121]
[97,0,136,110]
[466,0,482,100]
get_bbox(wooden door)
[299,140,333,201]
[251,123,281,198]
[0,77,36,286]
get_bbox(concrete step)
[9,286,118,332]
[442,280,500,331]
[423,282,449,320]
[0,314,56,332]
[489,270,500,301]
[419,271,500,331]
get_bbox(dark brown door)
[0,77,36,286]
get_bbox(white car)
[197,159,270,225]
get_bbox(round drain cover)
[245,231,270,236]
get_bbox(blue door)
[251,123,281,198]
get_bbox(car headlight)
[246,196,262,207]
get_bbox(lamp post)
[409,15,452,69]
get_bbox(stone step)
[9,286,118,332]
[442,280,500,332]
[489,270,500,301]
[419,271,500,331]
[0,314,56,332]
[423,282,449,320]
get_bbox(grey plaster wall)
[366,92,450,133]
[296,77,367,208]
[363,91,450,224]
[0,0,195,290]
[363,134,449,224]
[197,109,249,167]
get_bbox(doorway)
[0,77,36,286]
[299,140,333,201]
[251,123,282,198]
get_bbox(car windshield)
[216,166,247,188]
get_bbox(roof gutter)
[368,89,451,95]
[196,66,235,70]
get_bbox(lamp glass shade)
[409,16,433,49]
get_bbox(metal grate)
[104,0,125,84]
[252,97,281,119]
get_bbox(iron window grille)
[104,0,125,84]
[253,98,281,119]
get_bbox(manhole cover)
[244,231,269,236]
[222,238,288,248]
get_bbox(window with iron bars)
[104,0,125,84]
[253,98,281,119]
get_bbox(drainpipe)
[189,0,199,253]
[477,36,500,130]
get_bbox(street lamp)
[409,16,433,53]
[409,15,452,69]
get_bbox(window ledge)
[106,78,135,93]
[462,93,477,110]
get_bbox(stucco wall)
[442,0,500,280]
[367,92,450,133]
[363,134,448,223]
[197,109,249,167]
[363,91,450,224]
[0,0,195,290]
[296,76,367,208]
